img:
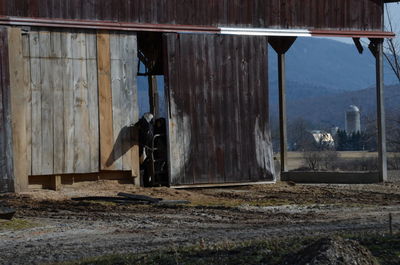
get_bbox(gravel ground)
[1,181,400,264]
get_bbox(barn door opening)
[137,32,169,187]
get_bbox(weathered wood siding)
[164,34,275,186]
[20,29,100,175]
[8,27,29,191]
[97,31,140,177]
[7,28,139,180]
[0,0,384,31]
[0,27,14,193]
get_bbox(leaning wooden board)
[8,27,28,192]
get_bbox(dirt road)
[1,182,400,264]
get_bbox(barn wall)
[0,0,384,31]
[164,34,275,186]
[7,27,140,185]
[0,27,14,193]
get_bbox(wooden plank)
[120,33,139,172]
[97,31,114,170]
[29,31,42,176]
[86,32,100,172]
[127,33,140,183]
[213,35,225,183]
[205,33,217,184]
[119,34,131,171]
[180,34,192,185]
[0,27,14,193]
[51,31,65,174]
[39,30,54,175]
[61,30,75,173]
[72,31,90,173]
[164,34,184,186]
[22,31,32,176]
[175,34,186,184]
[110,33,123,170]
[8,27,28,191]
[231,36,241,182]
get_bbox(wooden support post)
[375,40,388,182]
[269,37,296,176]
[148,75,159,117]
[278,53,288,173]
[50,175,62,191]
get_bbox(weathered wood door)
[164,34,275,186]
[8,28,139,183]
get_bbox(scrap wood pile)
[72,192,190,206]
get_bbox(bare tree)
[387,109,400,152]
[385,4,400,83]
[301,132,339,171]
[288,118,314,151]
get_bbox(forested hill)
[270,84,400,128]
[268,37,398,91]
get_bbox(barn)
[0,0,396,192]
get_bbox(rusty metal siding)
[0,27,14,193]
[164,33,275,186]
[0,0,384,31]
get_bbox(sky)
[386,3,400,31]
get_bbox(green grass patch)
[59,233,400,265]
[0,218,37,231]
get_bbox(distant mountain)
[269,80,344,104]
[268,38,398,91]
[270,84,400,129]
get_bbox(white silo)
[345,105,361,134]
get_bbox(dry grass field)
[279,151,383,171]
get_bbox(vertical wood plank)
[61,30,75,173]
[51,31,65,174]
[8,27,29,191]
[165,34,184,185]
[39,30,54,175]
[72,31,90,173]
[86,32,100,172]
[0,27,14,192]
[97,31,115,170]
[22,31,32,177]
[126,33,140,182]
[29,31,42,176]
[120,34,132,171]
[110,33,123,170]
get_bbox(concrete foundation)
[281,171,380,184]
